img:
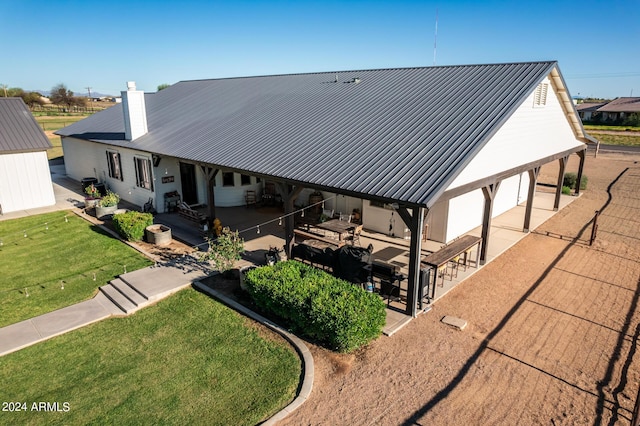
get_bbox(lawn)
[0,288,301,425]
[0,211,153,327]
[589,132,640,147]
[34,115,89,160]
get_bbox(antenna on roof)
[433,8,438,66]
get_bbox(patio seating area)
[153,190,577,335]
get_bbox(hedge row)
[245,260,386,353]
[112,211,153,242]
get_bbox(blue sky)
[1,0,638,99]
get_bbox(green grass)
[35,115,88,132]
[589,133,640,146]
[46,134,63,160]
[0,211,153,327]
[583,124,640,132]
[0,289,301,425]
[34,115,88,160]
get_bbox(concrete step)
[99,284,137,314]
[110,278,148,306]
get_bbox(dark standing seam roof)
[57,61,565,207]
[0,98,52,153]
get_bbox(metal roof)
[0,98,52,153]
[596,97,640,112]
[58,61,580,207]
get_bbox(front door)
[180,162,198,205]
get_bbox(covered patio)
[156,186,579,335]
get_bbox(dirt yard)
[277,151,640,425]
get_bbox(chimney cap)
[127,81,137,91]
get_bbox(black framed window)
[134,157,153,191]
[240,174,251,185]
[106,151,123,180]
[222,172,235,187]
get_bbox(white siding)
[63,137,156,209]
[0,151,55,213]
[444,173,528,242]
[63,138,268,210]
[447,76,583,190]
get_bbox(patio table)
[421,235,482,290]
[314,219,356,241]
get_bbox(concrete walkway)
[0,257,212,357]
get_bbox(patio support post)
[396,205,424,317]
[523,166,540,232]
[554,155,569,211]
[278,183,304,259]
[200,166,219,230]
[575,149,586,196]
[480,181,500,265]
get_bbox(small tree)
[157,83,170,91]
[199,227,245,273]
[50,83,75,109]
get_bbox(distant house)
[0,98,56,214]
[596,97,640,122]
[577,97,640,122]
[576,102,607,121]
[57,61,594,316]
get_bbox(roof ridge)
[177,60,558,84]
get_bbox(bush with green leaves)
[112,211,153,241]
[562,186,571,195]
[198,227,244,273]
[563,172,588,191]
[245,260,386,353]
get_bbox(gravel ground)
[278,151,640,426]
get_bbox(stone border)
[192,280,313,425]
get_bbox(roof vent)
[352,77,361,84]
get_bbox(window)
[369,200,394,210]
[106,151,123,180]
[222,172,235,187]
[240,174,251,185]
[134,157,153,191]
[533,83,548,107]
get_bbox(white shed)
[0,98,56,214]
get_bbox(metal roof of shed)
[0,98,52,153]
[57,61,586,207]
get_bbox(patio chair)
[245,190,257,207]
[339,213,352,222]
[345,224,363,246]
[322,209,334,219]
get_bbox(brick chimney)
[121,81,148,141]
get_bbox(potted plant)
[95,190,120,219]
[84,184,101,209]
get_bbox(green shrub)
[562,186,571,195]
[246,260,386,353]
[563,172,588,190]
[112,211,153,241]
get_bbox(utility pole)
[86,86,93,111]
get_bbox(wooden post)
[396,205,425,317]
[554,155,569,211]
[480,182,500,265]
[523,166,540,232]
[575,149,586,196]
[200,166,218,230]
[277,183,304,259]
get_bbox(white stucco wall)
[0,151,55,213]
